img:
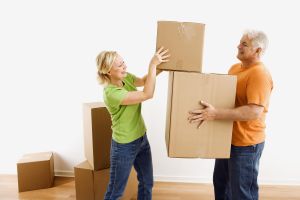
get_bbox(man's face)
[237,35,259,62]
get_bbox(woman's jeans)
[213,142,265,200]
[104,134,153,200]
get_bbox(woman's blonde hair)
[96,51,117,85]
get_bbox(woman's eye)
[118,62,124,67]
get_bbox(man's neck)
[241,58,261,68]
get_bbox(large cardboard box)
[74,161,137,200]
[83,102,112,170]
[156,21,205,72]
[166,72,237,158]
[17,152,54,192]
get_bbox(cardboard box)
[74,161,138,200]
[17,152,54,192]
[166,72,237,158]
[156,21,205,72]
[83,102,112,170]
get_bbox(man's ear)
[256,47,262,56]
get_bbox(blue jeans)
[213,142,265,200]
[104,134,153,200]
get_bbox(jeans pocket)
[113,140,138,162]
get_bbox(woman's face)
[109,54,127,81]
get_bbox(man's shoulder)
[251,63,271,77]
[228,63,241,74]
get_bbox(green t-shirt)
[103,73,146,144]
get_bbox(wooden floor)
[1,175,300,200]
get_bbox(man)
[188,30,273,200]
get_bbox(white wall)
[1,0,299,185]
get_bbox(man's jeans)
[104,134,153,200]
[213,142,265,200]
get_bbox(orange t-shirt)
[229,62,273,146]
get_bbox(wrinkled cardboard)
[156,21,205,72]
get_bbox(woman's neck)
[110,79,123,87]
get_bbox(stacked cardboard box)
[157,21,237,158]
[82,102,112,170]
[75,102,138,200]
[75,161,137,200]
[157,21,205,72]
[17,152,54,192]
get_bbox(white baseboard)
[53,171,300,186]
[55,170,74,177]
[258,179,300,186]
[154,175,300,185]
[154,175,211,183]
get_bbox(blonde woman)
[96,47,169,200]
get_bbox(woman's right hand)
[150,47,170,66]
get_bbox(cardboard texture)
[166,72,237,158]
[17,152,54,192]
[83,102,112,170]
[156,21,205,72]
[74,161,138,200]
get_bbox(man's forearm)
[216,105,263,121]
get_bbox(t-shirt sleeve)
[247,70,273,108]
[105,87,128,108]
[126,72,137,84]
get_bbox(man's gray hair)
[244,30,269,56]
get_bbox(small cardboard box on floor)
[83,102,112,171]
[74,161,137,200]
[17,152,54,192]
[165,72,237,158]
[156,21,205,72]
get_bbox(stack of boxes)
[156,21,237,158]
[74,102,138,200]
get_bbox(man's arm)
[188,100,264,124]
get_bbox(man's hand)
[188,100,217,128]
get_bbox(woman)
[96,47,170,200]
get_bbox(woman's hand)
[150,46,170,66]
